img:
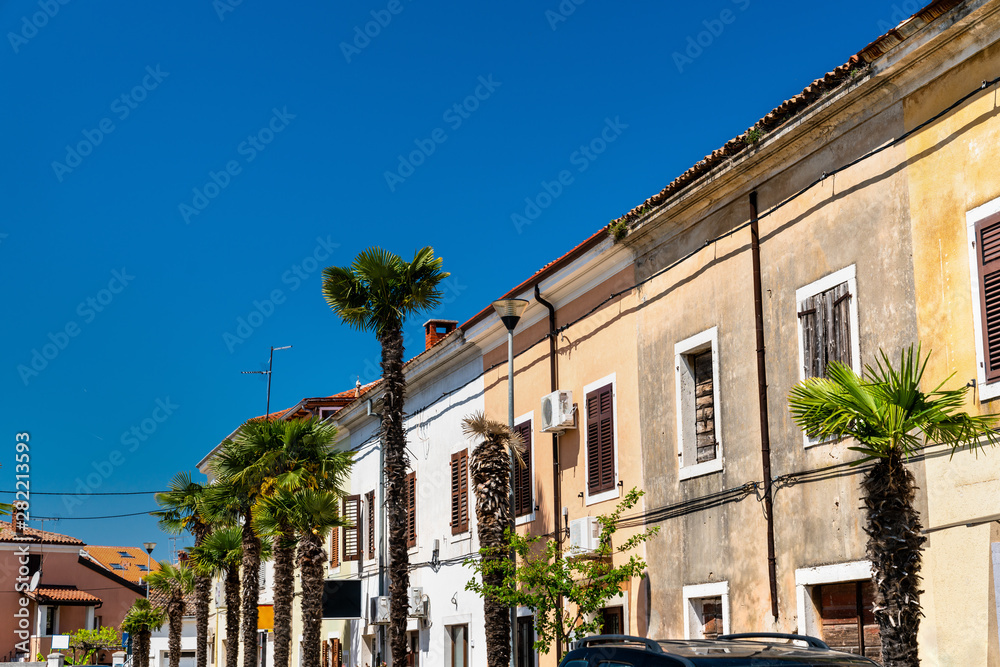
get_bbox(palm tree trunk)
[380,323,410,665]
[225,564,242,667]
[272,526,295,667]
[862,452,926,667]
[135,630,151,667]
[195,574,211,667]
[298,532,326,667]
[169,593,184,667]
[472,438,513,667]
[241,513,262,667]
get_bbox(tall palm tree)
[788,345,998,667]
[122,599,166,667]
[462,412,523,667]
[256,490,348,667]
[322,246,448,664]
[227,418,351,667]
[153,472,213,667]
[147,561,196,667]
[189,527,244,667]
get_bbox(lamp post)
[241,345,292,416]
[491,298,528,667]
[142,542,156,598]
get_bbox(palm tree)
[153,472,213,667]
[189,527,244,667]
[256,490,348,667]
[788,345,998,667]
[462,412,523,667]
[322,246,448,664]
[122,599,166,667]
[147,561,196,667]
[226,418,351,667]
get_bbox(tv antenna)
[241,345,292,416]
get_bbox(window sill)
[678,458,723,480]
[515,511,535,526]
[977,378,1000,402]
[450,532,472,544]
[586,487,619,507]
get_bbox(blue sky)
[0,0,918,561]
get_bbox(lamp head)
[492,299,528,332]
[143,542,156,555]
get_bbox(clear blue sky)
[0,0,916,561]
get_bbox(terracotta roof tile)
[0,525,84,545]
[29,586,102,604]
[83,546,161,584]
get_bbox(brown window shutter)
[366,490,376,560]
[586,384,615,494]
[405,472,417,548]
[514,421,532,517]
[330,524,339,567]
[978,215,1000,381]
[799,294,818,378]
[343,495,361,561]
[450,450,470,534]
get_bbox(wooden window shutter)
[829,282,852,369]
[799,294,819,378]
[366,490,376,560]
[343,495,361,561]
[330,523,339,567]
[405,471,417,548]
[586,384,615,494]
[800,282,852,378]
[450,450,469,534]
[978,215,1000,381]
[514,421,532,517]
[321,639,328,667]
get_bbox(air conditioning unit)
[370,596,390,625]
[568,516,600,555]
[540,390,575,432]
[407,587,427,618]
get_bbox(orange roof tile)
[0,525,84,545]
[29,586,102,605]
[83,546,161,584]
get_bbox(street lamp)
[491,298,528,667]
[242,345,293,416]
[142,542,156,598]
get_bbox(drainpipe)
[533,285,563,660]
[750,191,779,621]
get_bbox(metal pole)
[266,347,274,416]
[507,329,518,667]
[146,551,150,598]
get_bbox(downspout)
[533,284,562,661]
[749,191,779,620]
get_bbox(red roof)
[29,586,102,605]
[0,524,84,545]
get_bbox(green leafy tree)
[67,626,121,665]
[153,472,213,667]
[466,487,657,655]
[322,246,448,664]
[121,599,166,667]
[189,527,245,667]
[147,561,196,667]
[788,346,998,667]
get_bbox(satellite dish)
[28,571,40,592]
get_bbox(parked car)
[559,633,881,666]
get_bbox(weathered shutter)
[978,215,1000,381]
[451,450,470,534]
[321,638,328,667]
[829,282,852,369]
[514,422,532,517]
[366,490,376,560]
[330,524,339,567]
[343,495,361,561]
[693,350,716,463]
[405,472,417,548]
[799,294,818,378]
[587,384,615,494]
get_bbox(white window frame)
[583,373,619,506]
[514,411,536,526]
[968,197,1000,400]
[794,560,873,636]
[795,264,861,448]
[675,327,723,480]
[682,581,729,639]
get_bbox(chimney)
[11,499,22,536]
[423,320,459,351]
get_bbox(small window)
[516,616,535,667]
[118,551,135,558]
[683,582,729,640]
[259,562,266,590]
[405,472,417,549]
[137,564,149,572]
[110,563,125,571]
[814,581,881,660]
[600,606,624,635]
[44,606,57,635]
[450,450,470,534]
[342,495,362,562]
[675,328,722,479]
[585,382,616,498]
[513,421,533,519]
[796,265,859,381]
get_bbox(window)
[137,564,149,572]
[600,606,624,635]
[516,616,535,667]
[514,419,533,520]
[795,561,878,660]
[447,625,468,667]
[118,550,135,558]
[682,582,729,640]
[796,265,859,381]
[366,490,376,560]
[343,495,362,562]
[675,327,722,479]
[405,472,417,548]
[110,563,125,570]
[968,199,1000,399]
[585,376,617,504]
[43,606,58,635]
[450,450,470,534]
